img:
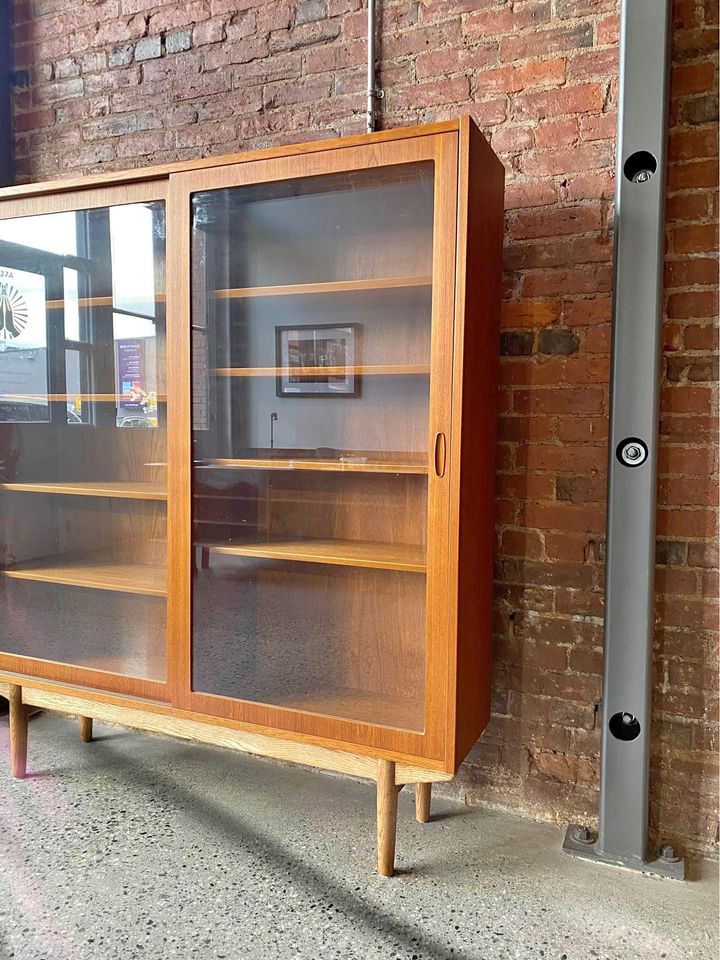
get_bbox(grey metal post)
[563,0,684,879]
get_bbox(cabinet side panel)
[453,119,505,769]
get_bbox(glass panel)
[0,201,167,680]
[190,162,434,730]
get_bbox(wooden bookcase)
[0,118,504,876]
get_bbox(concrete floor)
[0,713,717,960]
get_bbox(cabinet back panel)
[0,578,165,680]
[191,557,425,731]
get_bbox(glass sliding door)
[189,161,437,732]
[0,196,168,687]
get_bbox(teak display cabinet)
[0,118,503,876]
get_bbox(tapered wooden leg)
[79,717,93,743]
[415,782,431,823]
[376,759,397,877]
[8,685,28,780]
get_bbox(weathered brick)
[671,59,717,97]
[515,83,605,122]
[473,57,566,96]
[382,18,461,60]
[503,177,556,207]
[54,56,79,79]
[500,330,535,357]
[667,157,719,191]
[388,75,469,111]
[193,18,225,46]
[263,75,332,109]
[32,76,83,103]
[415,43,498,82]
[556,475,605,503]
[521,140,613,177]
[204,36,268,69]
[667,290,719,319]
[537,327,581,357]
[534,117,578,150]
[671,222,718,254]
[501,301,561,328]
[225,11,256,40]
[688,541,720,569]
[464,2,551,40]
[295,0,326,25]
[149,1,210,35]
[166,29,193,55]
[269,18,340,53]
[564,170,615,201]
[134,37,162,62]
[13,107,55,132]
[522,263,612,298]
[500,22,594,61]
[109,42,134,68]
[684,324,719,351]
[509,205,602,241]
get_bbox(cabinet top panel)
[0,118,469,204]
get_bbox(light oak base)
[377,760,398,876]
[416,782,432,823]
[8,684,28,779]
[0,679,451,875]
[79,717,93,743]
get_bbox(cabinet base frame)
[8,684,28,779]
[1,680,447,876]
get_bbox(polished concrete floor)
[0,712,717,960]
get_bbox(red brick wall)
[10,0,719,856]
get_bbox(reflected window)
[0,203,164,428]
[110,205,157,319]
[65,348,90,423]
[0,211,77,257]
[62,268,83,342]
[110,204,163,428]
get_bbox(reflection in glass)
[0,211,77,257]
[62,267,81,342]
[64,348,89,423]
[110,205,158,319]
[0,201,167,681]
[191,163,435,730]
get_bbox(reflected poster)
[0,266,49,422]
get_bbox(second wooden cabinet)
[0,117,504,876]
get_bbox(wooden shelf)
[194,518,252,527]
[46,294,167,310]
[1,554,166,596]
[232,682,424,731]
[212,364,430,378]
[0,393,167,402]
[210,276,432,299]
[205,538,426,573]
[42,279,429,310]
[198,457,428,475]
[0,481,167,500]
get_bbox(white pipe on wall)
[366,0,377,132]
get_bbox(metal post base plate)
[562,825,685,880]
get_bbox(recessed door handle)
[434,432,446,478]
